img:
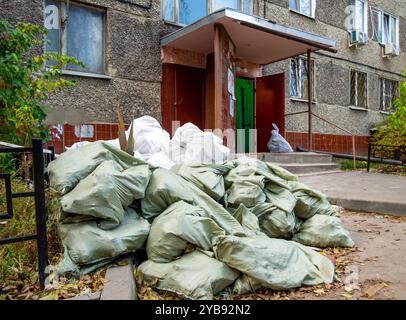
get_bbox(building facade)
[1,0,405,155]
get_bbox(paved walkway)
[300,171,406,216]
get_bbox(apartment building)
[0,0,404,155]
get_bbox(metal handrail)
[285,111,357,169]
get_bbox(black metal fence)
[367,143,406,172]
[0,139,54,289]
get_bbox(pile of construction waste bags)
[68,116,231,169]
[48,118,354,300]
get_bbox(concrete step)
[274,162,341,174]
[259,152,333,164]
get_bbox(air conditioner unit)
[383,43,400,58]
[349,30,367,47]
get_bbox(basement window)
[290,56,315,101]
[44,0,106,75]
[163,0,254,25]
[350,70,368,109]
[380,78,399,113]
[289,0,316,18]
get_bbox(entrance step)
[274,163,341,175]
[258,152,333,164]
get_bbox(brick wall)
[47,123,130,154]
[286,132,371,156]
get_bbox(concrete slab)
[300,171,406,216]
[100,261,137,301]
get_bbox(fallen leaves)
[362,282,389,299]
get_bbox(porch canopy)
[161,8,337,65]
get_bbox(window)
[378,11,399,46]
[380,78,399,112]
[163,0,254,25]
[350,70,367,109]
[289,0,315,18]
[44,0,105,75]
[347,0,367,33]
[290,56,315,100]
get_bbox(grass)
[0,174,63,298]
[340,160,406,176]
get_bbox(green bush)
[0,20,83,147]
[372,70,406,147]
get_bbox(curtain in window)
[164,0,174,21]
[179,0,207,25]
[212,0,240,12]
[355,0,365,32]
[289,0,299,11]
[300,0,312,16]
[243,0,253,14]
[290,59,299,97]
[300,58,308,100]
[66,4,105,74]
[390,16,397,44]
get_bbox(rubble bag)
[289,181,339,219]
[146,201,226,263]
[138,250,240,300]
[252,203,299,239]
[171,163,233,201]
[57,208,150,275]
[293,214,355,248]
[48,141,144,195]
[214,234,334,291]
[61,160,151,230]
[142,169,246,236]
[267,123,293,153]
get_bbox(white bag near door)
[267,124,293,153]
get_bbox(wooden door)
[255,73,285,153]
[161,63,205,134]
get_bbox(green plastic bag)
[293,214,355,248]
[61,160,151,230]
[48,141,144,195]
[146,201,225,263]
[215,234,334,292]
[138,250,239,300]
[58,208,150,275]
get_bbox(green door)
[236,77,255,153]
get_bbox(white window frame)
[349,69,368,109]
[289,0,316,19]
[162,0,254,26]
[378,10,399,46]
[290,56,316,102]
[380,78,399,113]
[44,0,107,76]
[347,0,368,34]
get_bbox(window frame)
[162,0,255,26]
[349,69,368,110]
[378,10,399,47]
[288,0,316,19]
[380,78,399,113]
[44,0,107,76]
[289,56,316,102]
[347,0,368,34]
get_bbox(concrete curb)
[328,197,406,217]
[100,259,137,301]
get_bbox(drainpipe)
[307,49,313,151]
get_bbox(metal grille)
[380,78,399,112]
[350,70,367,108]
[0,139,54,290]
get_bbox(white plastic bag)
[267,124,293,153]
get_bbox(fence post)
[32,138,49,290]
[367,143,372,172]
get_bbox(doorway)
[236,77,255,153]
[161,63,205,133]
